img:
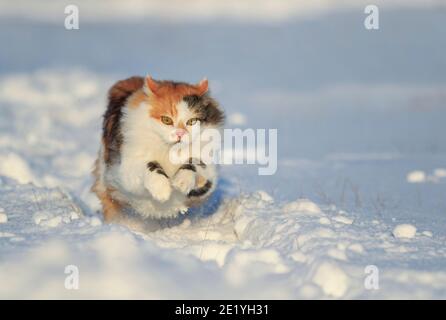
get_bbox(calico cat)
[92,75,224,222]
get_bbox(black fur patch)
[187,181,212,198]
[156,169,168,178]
[147,161,162,171]
[147,161,168,177]
[188,157,207,168]
[183,94,224,126]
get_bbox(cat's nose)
[175,129,187,139]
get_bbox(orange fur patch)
[127,90,149,109]
[123,78,208,122]
[196,174,207,188]
[99,188,123,222]
[108,76,144,102]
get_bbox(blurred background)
[0,0,446,232]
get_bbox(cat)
[92,75,224,222]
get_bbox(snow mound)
[228,112,247,126]
[333,215,354,225]
[282,199,322,215]
[406,171,426,183]
[406,169,446,184]
[0,213,7,223]
[0,152,35,185]
[434,168,446,178]
[313,262,350,298]
[1,69,446,298]
[393,224,417,239]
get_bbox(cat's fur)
[92,75,224,222]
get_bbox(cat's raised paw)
[172,168,197,195]
[144,172,172,202]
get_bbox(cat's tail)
[108,76,144,103]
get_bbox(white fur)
[172,169,196,194]
[144,170,172,202]
[100,97,219,219]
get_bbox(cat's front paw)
[144,172,172,202]
[172,166,197,195]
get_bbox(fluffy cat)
[92,75,224,222]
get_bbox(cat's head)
[135,76,224,145]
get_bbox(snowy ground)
[1,1,446,299]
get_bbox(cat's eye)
[160,116,173,125]
[186,118,200,126]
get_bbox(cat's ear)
[196,78,208,96]
[143,75,159,96]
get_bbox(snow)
[0,152,35,184]
[283,199,322,216]
[332,215,354,225]
[407,168,446,184]
[407,171,427,183]
[393,224,417,239]
[1,176,446,298]
[347,244,364,254]
[0,212,7,223]
[313,262,350,298]
[1,1,446,299]
[422,231,433,238]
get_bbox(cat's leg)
[172,158,216,200]
[144,161,172,202]
[171,163,197,195]
[187,161,216,200]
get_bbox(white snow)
[393,224,417,239]
[347,244,364,254]
[319,217,331,225]
[0,152,35,184]
[313,262,350,298]
[407,169,446,184]
[224,249,290,286]
[0,232,15,237]
[228,113,247,126]
[89,217,103,227]
[406,171,427,183]
[1,174,445,298]
[422,231,433,237]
